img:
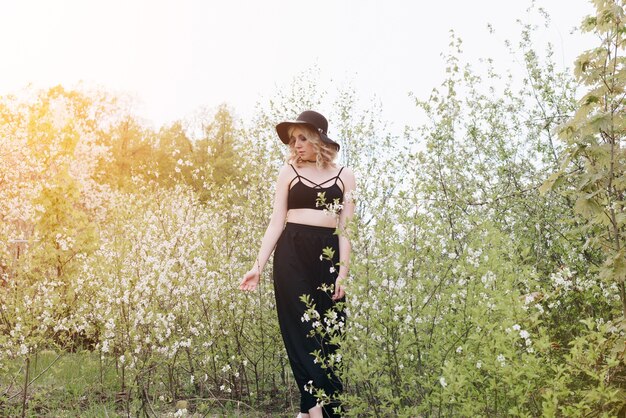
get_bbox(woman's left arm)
[333,167,356,301]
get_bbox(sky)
[0,1,597,135]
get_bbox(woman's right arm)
[239,165,291,291]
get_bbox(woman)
[240,110,356,418]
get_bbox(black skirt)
[273,222,345,417]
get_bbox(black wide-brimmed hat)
[276,110,340,151]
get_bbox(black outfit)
[273,165,346,417]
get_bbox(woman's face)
[290,127,316,161]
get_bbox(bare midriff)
[286,208,339,229]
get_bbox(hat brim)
[276,121,340,151]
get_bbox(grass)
[0,351,299,417]
[1,350,119,417]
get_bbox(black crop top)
[287,164,345,211]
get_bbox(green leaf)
[539,171,563,195]
[574,195,604,219]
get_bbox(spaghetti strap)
[288,164,300,190]
[290,165,344,189]
[334,167,345,189]
[336,176,345,191]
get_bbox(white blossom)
[496,354,506,367]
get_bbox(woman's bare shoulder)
[337,166,356,192]
[278,163,296,173]
[339,166,355,179]
[276,164,296,182]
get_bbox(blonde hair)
[286,125,338,169]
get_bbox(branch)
[6,353,63,401]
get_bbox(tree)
[98,116,154,189]
[539,2,626,415]
[543,0,626,319]
[153,121,195,187]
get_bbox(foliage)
[539,0,626,415]
[1,3,626,417]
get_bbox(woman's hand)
[332,276,346,301]
[240,269,260,291]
